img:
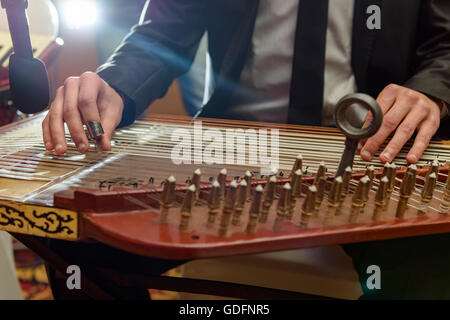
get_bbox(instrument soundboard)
[0,113,449,260]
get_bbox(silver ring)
[86,121,104,139]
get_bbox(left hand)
[359,84,441,164]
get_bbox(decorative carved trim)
[0,200,78,240]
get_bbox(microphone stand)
[1,0,50,114]
[2,0,33,59]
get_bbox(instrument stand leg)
[12,234,336,300]
[46,264,151,300]
[12,234,182,300]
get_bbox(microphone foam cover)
[8,54,50,114]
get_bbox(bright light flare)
[63,0,98,30]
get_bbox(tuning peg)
[218,180,238,237]
[314,161,326,186]
[246,185,264,234]
[217,168,227,199]
[291,154,303,175]
[428,159,439,178]
[180,185,196,231]
[273,183,291,232]
[324,176,343,226]
[232,180,248,226]
[259,176,277,223]
[338,166,352,215]
[373,176,389,221]
[207,180,222,225]
[384,163,397,210]
[440,173,450,214]
[314,177,326,217]
[301,185,317,228]
[365,165,375,189]
[388,163,397,189]
[418,172,437,215]
[406,164,417,194]
[396,170,414,219]
[243,170,253,198]
[361,175,371,214]
[292,169,303,198]
[160,175,176,222]
[349,176,369,223]
[191,169,202,201]
[286,169,303,220]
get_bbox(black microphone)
[1,0,50,114]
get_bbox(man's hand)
[359,84,441,164]
[42,72,124,155]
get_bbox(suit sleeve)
[403,0,450,115]
[96,0,207,126]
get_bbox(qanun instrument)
[0,111,449,260]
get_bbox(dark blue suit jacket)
[96,0,450,130]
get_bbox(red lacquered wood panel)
[81,205,450,261]
[53,167,450,260]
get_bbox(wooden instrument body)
[0,113,449,261]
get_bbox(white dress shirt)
[227,0,358,126]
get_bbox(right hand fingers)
[47,86,66,155]
[77,72,103,124]
[63,77,90,153]
[77,72,122,151]
[45,72,123,154]
[47,77,91,155]
[358,84,400,161]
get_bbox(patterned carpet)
[14,248,53,300]
[14,242,180,300]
